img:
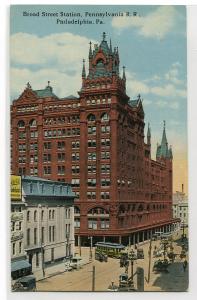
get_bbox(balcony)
[11,212,23,222]
[11,231,23,242]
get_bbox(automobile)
[95,251,108,262]
[137,248,144,259]
[153,259,169,272]
[13,275,36,291]
[69,256,83,269]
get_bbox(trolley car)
[95,242,125,258]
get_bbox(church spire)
[109,38,112,54]
[122,66,126,81]
[89,41,92,58]
[82,59,86,78]
[147,123,151,145]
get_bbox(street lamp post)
[88,236,93,261]
[41,243,45,277]
[65,232,70,259]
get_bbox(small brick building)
[11,32,177,246]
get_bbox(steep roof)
[33,85,58,98]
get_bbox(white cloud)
[10,32,96,70]
[126,70,186,101]
[112,6,178,39]
[10,32,97,99]
[10,67,82,99]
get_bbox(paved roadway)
[36,231,188,292]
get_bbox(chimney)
[182,184,184,194]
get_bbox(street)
[36,230,188,292]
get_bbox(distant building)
[173,185,188,226]
[11,176,75,275]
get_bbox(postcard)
[10,5,188,292]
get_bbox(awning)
[11,260,31,272]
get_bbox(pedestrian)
[183,259,188,272]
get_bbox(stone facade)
[173,190,188,226]
[11,33,176,246]
[11,203,26,261]
[16,176,75,272]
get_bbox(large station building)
[11,32,177,246]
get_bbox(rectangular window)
[12,243,15,255]
[44,142,51,150]
[19,132,26,139]
[71,179,80,187]
[44,166,51,175]
[88,219,97,229]
[72,141,80,148]
[101,138,110,147]
[101,152,110,160]
[58,153,65,161]
[72,165,80,174]
[100,219,110,229]
[57,141,65,150]
[19,241,22,253]
[101,178,110,187]
[87,178,96,187]
[72,152,80,161]
[49,226,51,242]
[18,221,22,231]
[58,166,65,175]
[88,126,96,134]
[87,191,96,200]
[88,152,96,161]
[52,226,55,242]
[74,218,80,228]
[88,165,96,173]
[11,222,15,231]
[30,131,38,138]
[101,192,110,200]
[101,164,110,174]
[34,228,37,245]
[43,153,51,162]
[27,228,30,246]
[88,139,96,147]
[41,227,44,244]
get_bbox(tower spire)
[109,38,112,54]
[89,41,92,58]
[102,32,106,41]
[147,122,151,145]
[82,59,86,78]
[122,66,126,81]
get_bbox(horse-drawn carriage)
[153,259,169,272]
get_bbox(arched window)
[52,210,55,219]
[49,210,51,220]
[27,211,30,222]
[87,114,96,122]
[34,210,37,221]
[18,120,25,128]
[41,210,44,221]
[101,113,109,122]
[88,207,109,215]
[29,119,37,127]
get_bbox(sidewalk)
[35,247,93,281]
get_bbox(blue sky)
[10,5,187,192]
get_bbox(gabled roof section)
[33,85,58,99]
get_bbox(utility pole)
[92,265,95,291]
[41,243,45,277]
[147,238,152,283]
